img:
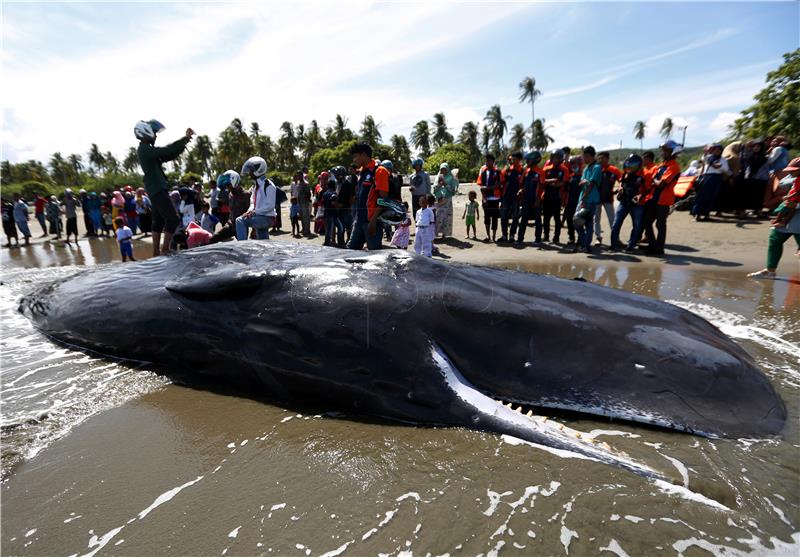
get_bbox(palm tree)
[458,121,481,167]
[249,122,261,141]
[633,121,647,152]
[329,114,353,146]
[49,152,67,185]
[1,160,13,183]
[430,112,454,148]
[193,135,215,180]
[122,147,139,173]
[660,117,674,140]
[302,120,322,165]
[480,124,491,154]
[359,115,382,145]
[410,120,431,158]
[518,76,542,147]
[484,105,510,149]
[277,121,298,170]
[531,119,554,151]
[509,124,527,153]
[104,151,120,174]
[88,144,105,176]
[389,134,412,173]
[68,154,83,186]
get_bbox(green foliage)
[1,181,58,200]
[426,143,475,182]
[730,49,800,143]
[180,171,203,184]
[309,140,392,177]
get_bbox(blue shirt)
[578,162,601,206]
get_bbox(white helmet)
[134,119,165,141]
[216,170,241,189]
[661,139,684,156]
[241,156,267,178]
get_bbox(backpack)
[388,175,403,201]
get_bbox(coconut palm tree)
[359,115,382,145]
[330,114,353,146]
[277,121,298,170]
[249,122,261,141]
[88,143,105,176]
[104,151,120,174]
[660,117,674,140]
[389,134,412,172]
[193,135,215,180]
[410,120,431,158]
[530,119,554,151]
[509,124,527,153]
[122,147,139,174]
[480,124,491,154]
[67,153,83,186]
[633,121,647,152]
[430,112,454,148]
[458,121,481,167]
[302,120,323,165]
[484,105,510,149]
[518,76,542,147]
[49,152,68,185]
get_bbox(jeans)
[299,205,311,235]
[578,202,598,249]
[347,215,383,250]
[35,212,47,234]
[517,204,541,242]
[594,201,615,241]
[235,214,273,241]
[340,211,354,240]
[500,202,520,239]
[610,202,644,250]
[90,209,102,234]
[325,215,344,245]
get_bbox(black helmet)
[623,153,643,172]
[376,198,406,226]
[330,165,347,182]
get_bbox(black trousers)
[643,203,669,253]
[542,199,561,241]
[517,204,541,242]
[483,200,500,232]
[563,201,578,242]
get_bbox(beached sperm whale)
[20,242,785,480]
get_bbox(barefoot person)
[135,119,194,256]
[748,157,800,278]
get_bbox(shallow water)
[1,241,798,556]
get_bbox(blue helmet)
[623,154,643,172]
[412,158,424,168]
[525,151,542,165]
[381,160,393,170]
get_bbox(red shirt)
[34,197,46,214]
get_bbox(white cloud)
[547,112,624,148]
[2,2,528,163]
[708,112,739,136]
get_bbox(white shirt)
[248,177,277,217]
[702,156,731,176]
[415,207,434,227]
[209,187,219,209]
[290,182,300,200]
[180,200,196,227]
[116,226,133,243]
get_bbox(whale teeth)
[574,433,582,439]
[505,402,513,408]
[541,417,548,423]
[558,424,565,431]
[526,410,533,417]
[515,406,523,413]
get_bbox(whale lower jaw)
[494,397,720,439]
[429,343,665,481]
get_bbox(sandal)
[747,269,776,279]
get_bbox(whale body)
[19,242,786,480]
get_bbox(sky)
[1,0,798,165]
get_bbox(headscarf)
[112,190,125,207]
[434,163,458,198]
[682,160,700,177]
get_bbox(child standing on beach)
[391,202,412,249]
[462,191,480,240]
[414,195,436,257]
[115,217,135,262]
[102,207,113,237]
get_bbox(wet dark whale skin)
[20,242,785,444]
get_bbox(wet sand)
[1,188,799,556]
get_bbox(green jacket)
[137,138,190,196]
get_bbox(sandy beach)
[1,185,798,556]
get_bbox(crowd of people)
[3,119,798,277]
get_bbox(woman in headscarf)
[434,162,458,238]
[111,190,125,231]
[743,138,769,216]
